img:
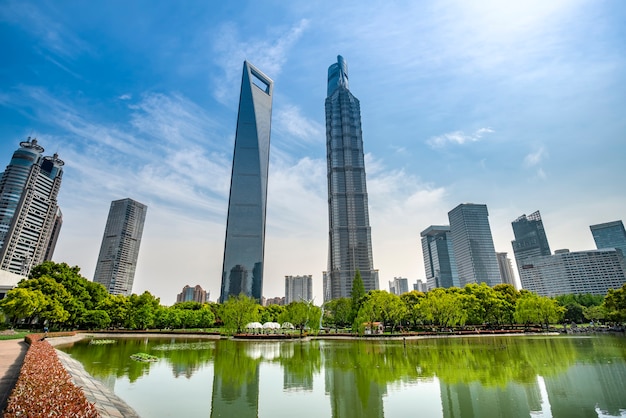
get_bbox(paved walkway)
[0,339,28,416]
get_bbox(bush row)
[3,333,99,418]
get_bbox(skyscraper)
[93,198,147,296]
[448,203,501,287]
[0,138,64,275]
[284,275,313,304]
[590,220,626,257]
[511,211,552,276]
[388,277,409,295]
[220,61,273,303]
[324,55,378,301]
[496,252,517,288]
[176,284,208,303]
[420,225,459,289]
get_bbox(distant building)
[0,269,25,300]
[389,277,409,295]
[264,296,284,306]
[448,204,501,287]
[496,252,517,288]
[325,55,378,301]
[93,198,147,296]
[285,275,313,304]
[176,285,208,304]
[420,225,459,290]
[413,279,428,293]
[511,211,552,278]
[220,61,273,303]
[518,248,626,297]
[590,220,626,256]
[0,138,64,276]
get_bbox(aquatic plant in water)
[130,352,158,362]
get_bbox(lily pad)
[130,352,158,362]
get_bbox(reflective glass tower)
[0,138,64,275]
[324,55,378,301]
[421,225,459,290]
[93,198,147,296]
[220,61,273,303]
[448,203,501,287]
[590,220,626,257]
[511,211,552,277]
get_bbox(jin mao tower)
[324,55,378,301]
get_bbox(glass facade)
[0,138,64,275]
[93,198,147,296]
[220,62,273,303]
[511,210,552,278]
[325,55,378,301]
[448,203,501,287]
[284,275,313,304]
[590,220,626,257]
[420,225,459,289]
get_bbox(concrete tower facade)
[93,198,147,296]
[220,61,273,303]
[0,138,64,275]
[324,55,378,301]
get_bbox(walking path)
[0,335,139,418]
[0,339,28,415]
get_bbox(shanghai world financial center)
[220,56,378,303]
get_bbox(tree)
[603,283,626,323]
[97,294,129,328]
[220,294,259,334]
[280,301,321,335]
[515,292,564,328]
[82,310,111,329]
[583,305,606,323]
[400,291,425,329]
[418,288,467,328]
[350,270,366,327]
[0,288,47,326]
[366,291,406,332]
[323,298,352,331]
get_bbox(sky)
[1,0,625,305]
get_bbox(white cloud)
[273,105,324,146]
[524,145,546,167]
[211,19,310,104]
[427,127,494,148]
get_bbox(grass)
[0,330,30,340]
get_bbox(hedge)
[3,333,99,417]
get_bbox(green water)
[58,335,626,418]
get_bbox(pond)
[57,335,626,418]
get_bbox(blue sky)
[1,0,624,304]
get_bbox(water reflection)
[57,335,626,418]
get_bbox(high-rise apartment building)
[220,61,273,303]
[176,284,208,303]
[0,138,64,275]
[93,198,147,296]
[284,275,313,304]
[448,203,501,287]
[389,277,409,295]
[420,225,459,290]
[324,55,378,301]
[519,248,626,297]
[590,220,626,257]
[511,211,551,276]
[496,252,517,288]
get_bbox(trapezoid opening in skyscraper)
[324,55,378,302]
[220,61,273,303]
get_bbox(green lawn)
[0,330,30,340]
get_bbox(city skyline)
[1,1,624,304]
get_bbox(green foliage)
[259,304,285,323]
[219,294,259,334]
[0,288,47,325]
[280,301,321,335]
[82,310,111,330]
[418,288,468,328]
[582,305,606,322]
[603,283,626,322]
[515,293,565,327]
[350,270,366,325]
[323,297,352,330]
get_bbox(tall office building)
[511,211,551,276]
[0,138,64,275]
[284,275,313,304]
[420,225,459,290]
[220,61,273,303]
[496,252,517,288]
[590,220,626,256]
[93,198,147,296]
[324,55,378,301]
[448,203,501,287]
[388,277,409,295]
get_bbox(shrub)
[3,334,99,417]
